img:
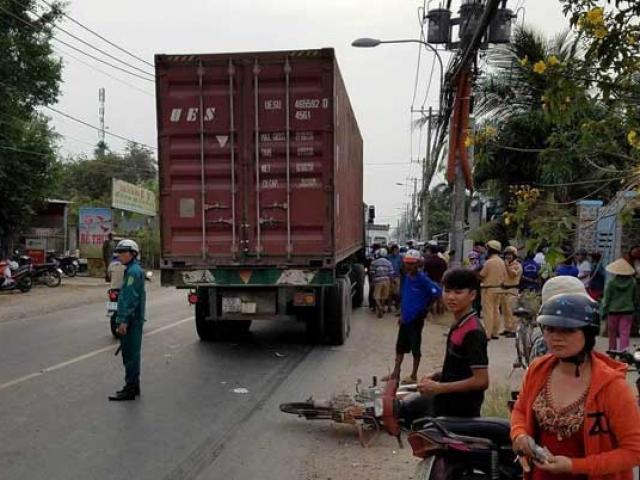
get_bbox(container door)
[157,58,241,261]
[241,54,334,261]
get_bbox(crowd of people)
[368,240,640,479]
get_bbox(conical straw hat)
[606,258,635,276]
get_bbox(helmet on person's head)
[537,293,600,332]
[541,276,590,304]
[376,248,388,258]
[114,239,140,255]
[504,246,518,256]
[486,240,502,253]
[403,249,422,264]
[538,293,600,374]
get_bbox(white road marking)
[0,316,193,393]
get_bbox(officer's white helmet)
[114,239,140,255]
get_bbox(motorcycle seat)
[434,417,512,446]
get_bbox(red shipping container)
[155,48,363,269]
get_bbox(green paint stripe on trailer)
[180,268,334,287]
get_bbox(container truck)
[155,48,365,345]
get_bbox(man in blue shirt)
[383,249,442,383]
[555,255,579,278]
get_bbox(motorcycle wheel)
[45,270,62,288]
[279,402,334,420]
[415,458,489,480]
[63,263,77,277]
[110,314,120,339]
[17,276,33,293]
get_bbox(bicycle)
[507,290,543,370]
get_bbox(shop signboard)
[112,179,156,216]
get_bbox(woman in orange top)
[511,293,640,480]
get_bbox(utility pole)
[421,106,433,242]
[411,177,418,239]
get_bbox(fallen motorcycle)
[281,378,530,479]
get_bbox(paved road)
[0,286,315,480]
[2,284,638,480]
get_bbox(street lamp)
[351,37,444,97]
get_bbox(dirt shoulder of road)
[0,273,163,324]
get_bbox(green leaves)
[0,1,64,243]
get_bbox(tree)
[53,142,157,207]
[427,183,452,238]
[0,0,63,245]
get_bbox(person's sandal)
[401,376,417,385]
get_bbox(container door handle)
[228,59,238,259]
[284,57,293,261]
[197,61,207,261]
[253,59,262,259]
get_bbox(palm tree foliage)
[472,26,635,205]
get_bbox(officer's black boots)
[108,384,140,401]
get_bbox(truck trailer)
[155,48,365,345]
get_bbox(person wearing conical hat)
[601,258,638,352]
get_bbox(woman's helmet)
[537,293,600,374]
[537,293,600,333]
[376,248,388,258]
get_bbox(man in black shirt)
[417,269,489,417]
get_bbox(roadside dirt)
[0,273,162,324]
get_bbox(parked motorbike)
[0,262,33,293]
[398,392,522,480]
[46,251,79,277]
[607,347,640,406]
[107,288,120,338]
[13,251,63,287]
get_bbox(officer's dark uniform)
[110,257,145,400]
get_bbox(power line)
[38,0,154,68]
[0,6,154,83]
[44,105,157,151]
[19,0,155,78]
[0,144,50,156]
[54,44,154,97]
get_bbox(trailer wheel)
[350,263,366,309]
[325,277,351,345]
[195,289,216,341]
[304,294,324,344]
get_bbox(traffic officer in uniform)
[109,239,146,402]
